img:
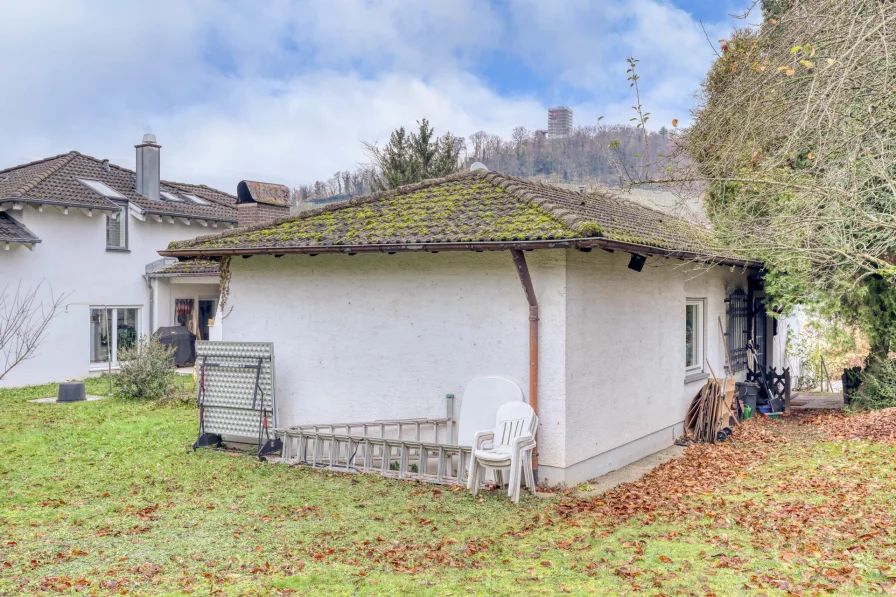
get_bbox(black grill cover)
[154,326,196,367]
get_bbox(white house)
[160,170,780,485]
[0,135,287,387]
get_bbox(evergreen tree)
[366,119,462,192]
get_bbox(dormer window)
[78,179,125,199]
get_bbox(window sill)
[89,363,120,372]
[106,247,131,253]
[684,371,710,384]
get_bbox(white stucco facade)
[222,248,760,485]
[0,207,221,387]
[562,250,749,482]
[224,251,569,468]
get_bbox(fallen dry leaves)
[550,411,896,595]
[554,418,784,527]
[802,407,896,442]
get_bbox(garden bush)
[116,335,176,400]
[853,358,896,410]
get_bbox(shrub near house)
[116,336,177,400]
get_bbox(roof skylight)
[184,194,209,205]
[160,191,184,202]
[78,179,125,199]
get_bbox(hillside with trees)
[295,123,673,206]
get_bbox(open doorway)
[175,298,194,331]
[198,298,216,341]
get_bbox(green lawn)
[2,378,896,596]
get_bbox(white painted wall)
[224,251,570,469]
[220,248,761,483]
[0,208,217,387]
[561,250,750,483]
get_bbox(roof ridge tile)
[12,152,79,198]
[0,151,79,178]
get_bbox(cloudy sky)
[2,0,752,193]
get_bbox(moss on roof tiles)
[169,176,576,251]
[153,259,220,276]
[166,170,728,258]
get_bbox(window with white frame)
[685,298,705,375]
[90,307,140,366]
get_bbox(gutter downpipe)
[143,274,154,335]
[510,249,539,483]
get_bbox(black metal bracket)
[193,432,223,450]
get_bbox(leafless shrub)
[687,1,896,295]
[611,1,896,302]
[0,281,68,381]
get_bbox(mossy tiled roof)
[150,259,220,276]
[164,171,726,258]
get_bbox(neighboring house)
[0,135,287,387]
[161,169,781,485]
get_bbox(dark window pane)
[686,304,695,367]
[117,308,138,351]
[90,308,112,363]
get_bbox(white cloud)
[155,71,546,190]
[0,0,743,193]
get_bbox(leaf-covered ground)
[2,378,896,596]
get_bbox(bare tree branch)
[0,281,69,381]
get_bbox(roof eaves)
[0,195,120,211]
[2,236,43,244]
[140,207,237,223]
[147,271,219,278]
[158,237,760,269]
[0,213,42,244]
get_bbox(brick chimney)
[236,180,290,227]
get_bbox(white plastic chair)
[467,402,538,503]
